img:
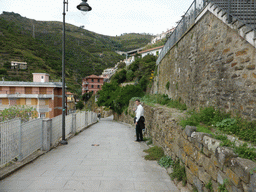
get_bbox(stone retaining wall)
[152,11,256,120]
[114,100,256,192]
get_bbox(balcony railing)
[0,91,54,95]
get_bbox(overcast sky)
[0,0,193,37]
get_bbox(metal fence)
[211,0,256,29]
[0,119,20,167]
[51,115,62,146]
[20,119,43,161]
[157,0,256,65]
[0,111,98,168]
[76,111,86,132]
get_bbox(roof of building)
[0,81,63,88]
[32,73,50,76]
[66,92,74,95]
[85,74,104,79]
[138,45,164,54]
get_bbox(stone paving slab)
[0,116,179,192]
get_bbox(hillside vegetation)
[0,11,152,93]
[97,55,157,114]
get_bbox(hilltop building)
[138,45,164,58]
[11,61,27,70]
[122,46,164,67]
[82,75,104,95]
[0,73,64,119]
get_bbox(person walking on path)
[97,111,101,120]
[133,99,145,142]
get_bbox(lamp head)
[77,0,92,12]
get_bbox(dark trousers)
[136,122,143,141]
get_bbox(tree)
[126,70,135,81]
[97,81,120,109]
[113,85,144,114]
[97,81,144,114]
[82,92,93,102]
[118,62,126,69]
[76,101,84,110]
[111,69,127,84]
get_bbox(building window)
[98,79,100,82]
[91,79,94,82]
[9,99,17,105]
[26,99,32,105]
[91,85,94,88]
[40,113,46,118]
[41,76,44,79]
[0,99,2,105]
[97,85,100,88]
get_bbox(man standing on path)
[133,99,145,142]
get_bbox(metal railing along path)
[157,0,256,65]
[0,111,98,168]
[0,119,20,167]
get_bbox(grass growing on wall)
[180,106,256,161]
[135,94,187,111]
[170,159,187,186]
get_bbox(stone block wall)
[115,100,256,192]
[152,11,256,120]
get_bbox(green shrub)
[143,137,153,145]
[218,179,228,192]
[111,69,127,84]
[158,156,173,168]
[97,82,144,114]
[141,94,186,110]
[214,134,256,162]
[139,76,149,91]
[126,70,134,81]
[180,107,229,128]
[167,99,187,110]
[1,105,37,122]
[170,159,187,186]
[205,180,213,192]
[118,62,126,69]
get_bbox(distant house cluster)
[121,45,164,67]
[151,27,175,44]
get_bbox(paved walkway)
[0,116,179,192]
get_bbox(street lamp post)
[61,0,92,145]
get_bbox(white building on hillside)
[138,45,164,58]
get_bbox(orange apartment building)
[82,75,104,95]
[0,73,64,119]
